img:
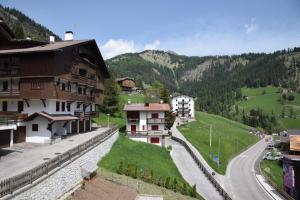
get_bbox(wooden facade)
[0,19,109,145]
[116,77,135,92]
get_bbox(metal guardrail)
[0,126,118,198]
[171,136,232,200]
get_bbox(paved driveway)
[0,127,109,181]
[167,138,223,200]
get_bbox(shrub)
[165,176,170,189]
[282,93,287,100]
[190,184,197,197]
[117,161,123,174]
[125,164,130,176]
[133,166,138,179]
[166,145,172,151]
[150,170,154,183]
[173,177,178,192]
[288,94,295,101]
[157,176,163,187]
[182,182,187,195]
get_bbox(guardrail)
[0,125,118,198]
[171,136,232,200]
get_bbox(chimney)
[49,35,55,43]
[65,31,73,41]
[145,102,149,107]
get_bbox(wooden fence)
[0,126,118,198]
[171,136,232,200]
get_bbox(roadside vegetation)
[178,111,259,174]
[260,160,283,189]
[99,134,201,199]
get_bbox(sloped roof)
[25,112,78,122]
[124,103,170,112]
[0,40,91,55]
[116,77,135,82]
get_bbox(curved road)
[225,137,273,200]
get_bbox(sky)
[1,0,300,59]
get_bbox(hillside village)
[0,2,300,200]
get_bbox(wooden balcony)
[0,89,20,98]
[127,118,139,123]
[0,111,28,121]
[74,110,97,118]
[0,68,20,77]
[71,74,96,87]
[147,118,165,124]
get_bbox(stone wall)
[13,131,119,200]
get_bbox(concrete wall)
[26,116,52,143]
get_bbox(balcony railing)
[127,118,139,123]
[0,111,28,122]
[74,110,97,118]
[147,118,165,124]
[0,89,20,97]
[126,130,169,136]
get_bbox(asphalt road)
[225,138,272,200]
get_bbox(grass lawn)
[260,160,283,189]
[178,111,259,174]
[99,134,185,184]
[237,86,300,129]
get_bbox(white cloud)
[144,40,161,50]
[99,39,137,59]
[244,18,258,33]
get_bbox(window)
[77,102,81,109]
[78,87,82,94]
[83,88,86,95]
[151,125,159,131]
[56,101,60,111]
[67,102,71,112]
[32,124,38,131]
[61,83,66,91]
[31,81,44,90]
[61,102,65,112]
[151,113,159,119]
[18,101,24,113]
[90,90,93,96]
[142,125,145,131]
[78,68,87,76]
[2,101,7,111]
[67,82,71,91]
[150,137,159,144]
[3,81,8,91]
[90,74,95,80]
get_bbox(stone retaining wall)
[12,131,119,200]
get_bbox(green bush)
[190,184,197,197]
[173,177,178,193]
[165,176,170,189]
[117,161,123,174]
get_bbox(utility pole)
[218,137,221,168]
[209,124,212,147]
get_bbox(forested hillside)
[108,48,300,118]
[0,4,61,41]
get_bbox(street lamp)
[107,113,110,128]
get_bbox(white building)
[124,103,170,147]
[171,95,195,118]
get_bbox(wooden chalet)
[0,19,109,147]
[116,77,135,92]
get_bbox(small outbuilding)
[116,77,135,92]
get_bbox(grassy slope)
[260,160,283,189]
[99,134,186,188]
[237,86,300,129]
[178,111,259,174]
